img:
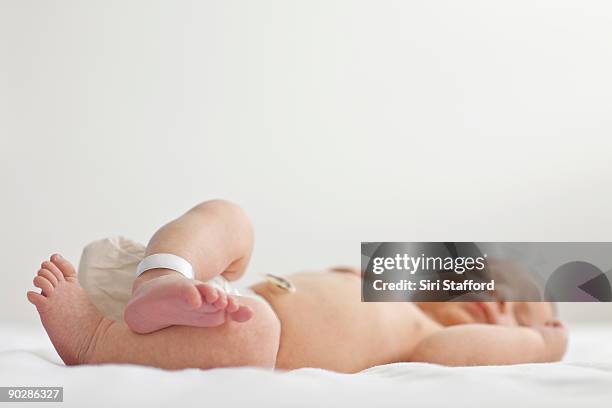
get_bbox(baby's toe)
[195,282,219,304]
[213,290,228,309]
[41,261,64,282]
[180,284,202,309]
[33,275,54,296]
[27,291,47,310]
[38,269,58,287]
[226,296,239,313]
[50,254,77,278]
[230,305,253,323]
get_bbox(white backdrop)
[1,0,611,324]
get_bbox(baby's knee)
[227,296,280,368]
[190,199,248,220]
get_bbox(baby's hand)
[532,319,568,362]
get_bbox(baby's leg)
[28,255,280,369]
[125,199,255,333]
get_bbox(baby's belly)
[251,270,435,373]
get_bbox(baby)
[27,200,568,373]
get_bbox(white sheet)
[1,322,611,408]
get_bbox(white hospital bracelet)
[135,253,195,279]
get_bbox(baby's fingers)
[545,319,564,328]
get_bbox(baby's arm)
[411,321,567,366]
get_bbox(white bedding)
[1,322,611,408]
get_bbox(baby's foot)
[124,273,253,334]
[27,254,108,365]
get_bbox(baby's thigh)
[104,296,281,370]
[205,296,281,368]
[226,295,281,367]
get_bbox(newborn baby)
[27,200,568,373]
